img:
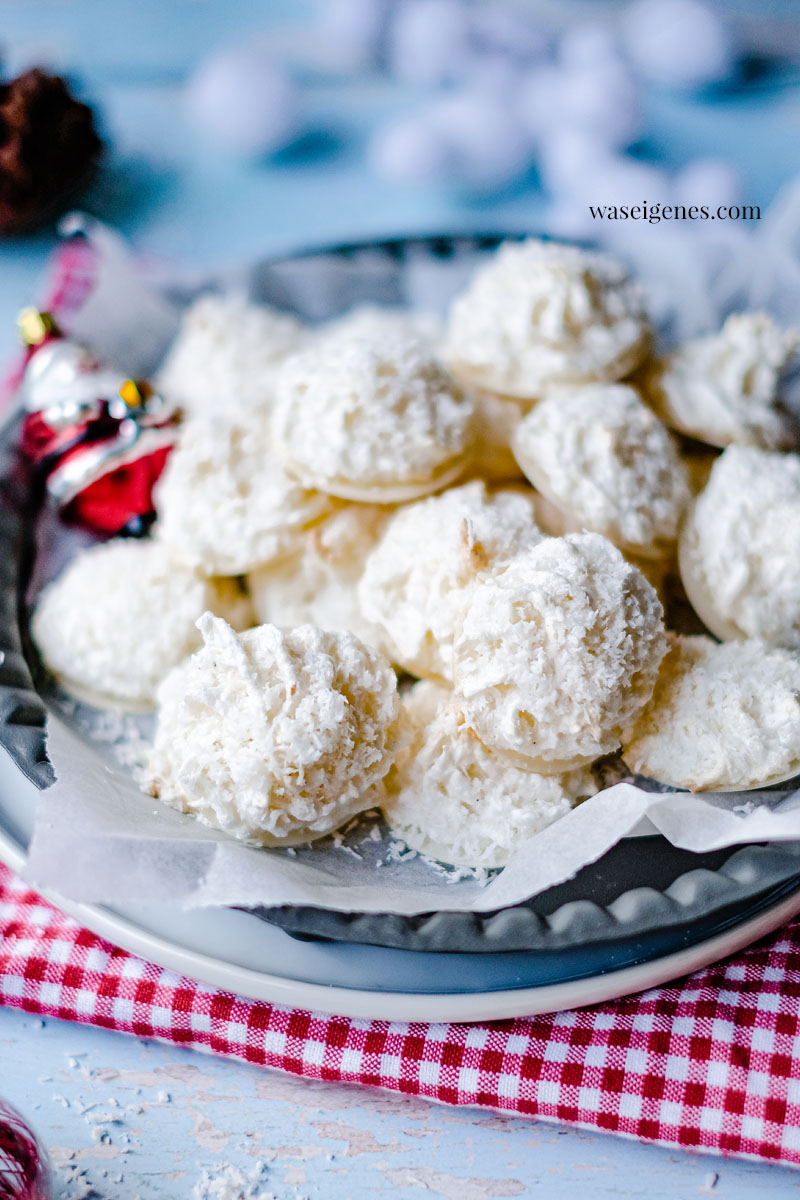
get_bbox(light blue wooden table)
[3,1003,800,1199]
[3,3,800,1195]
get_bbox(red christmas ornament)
[0,1098,50,1200]
[18,308,176,534]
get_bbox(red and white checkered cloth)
[2,863,800,1167]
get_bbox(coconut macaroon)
[444,239,651,400]
[640,312,799,451]
[452,532,667,771]
[156,293,305,421]
[358,480,545,681]
[679,446,800,648]
[623,635,800,792]
[383,682,596,868]
[31,540,252,709]
[248,503,391,646]
[154,415,334,577]
[511,384,691,559]
[271,332,475,502]
[143,614,404,846]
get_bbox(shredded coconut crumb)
[192,1159,276,1200]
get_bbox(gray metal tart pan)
[3,231,800,956]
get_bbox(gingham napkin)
[2,863,800,1167]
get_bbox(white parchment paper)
[18,203,800,912]
[23,715,800,912]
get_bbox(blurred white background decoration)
[180,0,753,236]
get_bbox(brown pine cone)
[0,68,102,236]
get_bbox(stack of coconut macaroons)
[31,239,800,869]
